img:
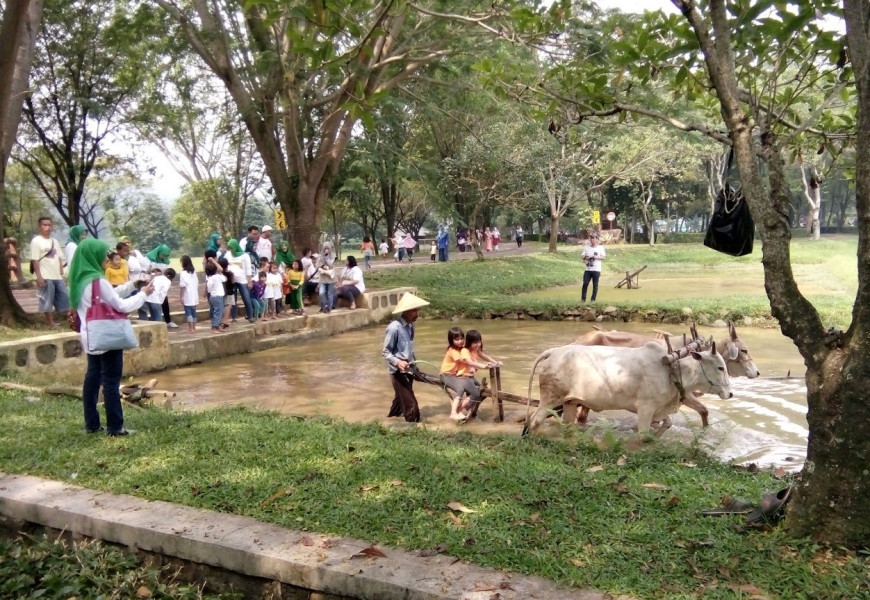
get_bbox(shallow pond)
[156,320,808,469]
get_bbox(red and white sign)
[606,211,616,222]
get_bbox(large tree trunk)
[0,0,43,327]
[678,0,870,547]
[548,214,560,253]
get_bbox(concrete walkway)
[0,472,628,600]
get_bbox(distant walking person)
[581,233,605,302]
[515,225,524,247]
[29,216,68,327]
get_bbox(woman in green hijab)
[143,244,174,327]
[64,224,87,271]
[207,233,222,254]
[275,240,295,269]
[69,238,153,437]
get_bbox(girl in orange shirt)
[439,327,492,421]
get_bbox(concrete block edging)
[0,473,620,600]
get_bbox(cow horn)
[729,321,737,340]
[711,340,717,355]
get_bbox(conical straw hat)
[392,292,430,314]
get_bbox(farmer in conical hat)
[383,292,430,422]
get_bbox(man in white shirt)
[581,233,606,302]
[256,224,274,262]
[29,216,68,327]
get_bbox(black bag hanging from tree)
[704,149,754,257]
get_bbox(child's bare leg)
[449,395,463,418]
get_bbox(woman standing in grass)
[69,238,153,436]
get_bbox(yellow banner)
[274,209,287,230]
[592,210,601,225]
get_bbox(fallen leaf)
[668,496,681,506]
[136,586,152,599]
[354,545,386,558]
[471,584,498,592]
[685,557,702,578]
[616,455,627,466]
[260,487,293,508]
[359,484,378,492]
[390,480,404,487]
[728,583,771,599]
[680,461,697,468]
[642,482,670,490]
[448,501,477,513]
[586,465,604,473]
[570,558,585,568]
[447,512,464,526]
[529,512,542,524]
[301,536,316,546]
[774,466,786,478]
[611,482,630,494]
[717,566,731,578]
[499,582,515,590]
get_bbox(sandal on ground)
[701,498,756,516]
[745,487,793,526]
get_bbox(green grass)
[366,239,858,327]
[1,391,868,600]
[0,533,236,599]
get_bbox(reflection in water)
[156,320,808,468]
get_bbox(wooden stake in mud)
[490,365,504,422]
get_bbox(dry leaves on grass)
[616,455,627,466]
[300,536,316,546]
[448,501,477,513]
[351,545,387,559]
[136,586,152,599]
[728,583,772,599]
[642,482,670,490]
[447,512,464,526]
[586,465,605,473]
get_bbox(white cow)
[573,322,758,427]
[522,342,732,436]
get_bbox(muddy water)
[157,320,808,468]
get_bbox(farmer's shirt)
[383,317,415,374]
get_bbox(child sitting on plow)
[439,327,502,421]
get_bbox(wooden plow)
[411,364,536,423]
[616,264,647,289]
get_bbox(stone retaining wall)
[0,287,417,384]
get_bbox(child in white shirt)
[178,255,199,333]
[205,258,226,333]
[265,261,283,319]
[144,267,175,324]
[378,239,389,260]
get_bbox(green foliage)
[0,534,234,599]
[0,391,867,600]
[123,196,181,252]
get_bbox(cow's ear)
[727,343,739,360]
[690,351,702,360]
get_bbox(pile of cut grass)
[1,391,867,600]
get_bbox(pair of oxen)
[522,323,759,436]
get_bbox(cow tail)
[522,350,551,436]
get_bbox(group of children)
[200,254,307,334]
[439,327,502,421]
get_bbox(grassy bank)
[365,238,857,328]
[0,534,234,599]
[1,391,867,600]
